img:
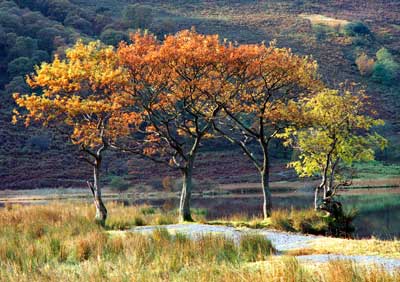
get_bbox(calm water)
[2,190,399,239]
[130,192,400,239]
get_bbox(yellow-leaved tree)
[280,87,387,210]
[13,41,139,226]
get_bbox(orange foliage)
[355,53,375,77]
[118,29,234,166]
[13,40,140,149]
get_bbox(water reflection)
[122,193,400,239]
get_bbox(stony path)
[130,223,400,271]
[130,223,316,251]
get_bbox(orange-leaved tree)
[213,41,321,219]
[13,41,139,226]
[118,30,235,221]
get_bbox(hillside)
[1,0,399,190]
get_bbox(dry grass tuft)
[0,203,399,281]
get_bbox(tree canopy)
[13,40,140,225]
[280,87,387,208]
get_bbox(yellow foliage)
[13,40,140,148]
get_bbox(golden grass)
[305,237,400,259]
[300,14,349,28]
[208,208,335,235]
[0,203,399,281]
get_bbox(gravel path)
[131,224,317,251]
[129,223,400,271]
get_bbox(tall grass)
[211,208,355,237]
[0,203,399,281]
[105,202,182,229]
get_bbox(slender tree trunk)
[261,168,272,219]
[179,163,193,222]
[260,140,272,219]
[314,186,319,210]
[92,162,107,226]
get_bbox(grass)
[299,14,349,29]
[209,208,355,237]
[0,203,399,281]
[104,202,183,230]
[352,161,400,179]
[289,237,400,259]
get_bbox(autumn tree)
[355,53,375,76]
[214,42,320,219]
[13,41,137,226]
[118,30,233,222]
[281,87,387,210]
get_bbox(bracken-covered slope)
[0,0,399,189]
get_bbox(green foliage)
[36,27,66,51]
[0,12,22,33]
[108,176,130,193]
[64,13,93,35]
[7,57,34,77]
[313,24,335,41]
[31,50,50,64]
[99,29,128,46]
[344,21,371,36]
[122,4,153,29]
[281,89,387,179]
[4,76,29,95]
[8,36,38,59]
[372,48,400,85]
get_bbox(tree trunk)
[314,186,319,210]
[261,169,272,219]
[93,163,107,226]
[179,164,193,222]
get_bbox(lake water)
[131,191,400,239]
[1,188,399,239]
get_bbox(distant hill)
[1,0,399,189]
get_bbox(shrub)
[75,232,107,261]
[372,48,400,85]
[32,50,50,64]
[7,57,34,77]
[122,4,153,29]
[100,29,128,46]
[109,176,130,193]
[140,206,156,215]
[239,234,274,261]
[26,134,51,152]
[325,208,357,237]
[290,209,329,235]
[8,36,38,59]
[5,76,29,95]
[155,213,175,225]
[355,53,375,76]
[313,24,333,41]
[269,208,355,237]
[133,216,146,226]
[344,22,371,36]
[270,209,294,232]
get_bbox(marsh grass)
[306,236,400,258]
[0,203,399,281]
[211,208,354,237]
